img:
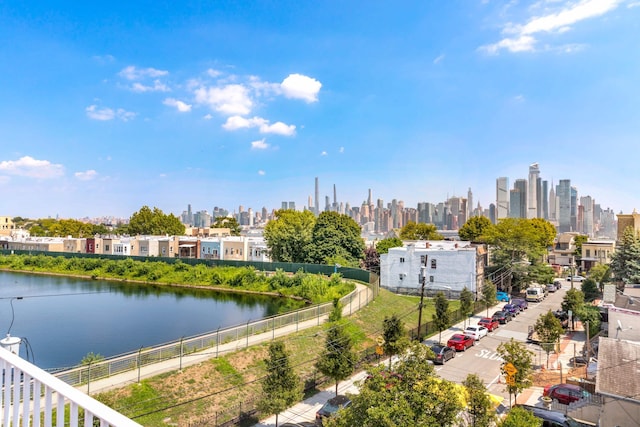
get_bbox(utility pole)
[417,255,428,341]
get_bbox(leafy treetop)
[399,222,444,240]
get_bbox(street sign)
[375,345,384,355]
[503,362,517,376]
[505,373,515,386]
[376,336,385,346]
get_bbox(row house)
[380,240,486,300]
[0,236,65,252]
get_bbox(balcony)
[1,346,141,427]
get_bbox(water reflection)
[0,271,303,369]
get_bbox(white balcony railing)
[1,346,141,427]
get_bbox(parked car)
[566,275,585,282]
[512,298,528,311]
[546,283,557,293]
[496,291,511,302]
[516,404,578,427]
[553,279,563,290]
[316,395,352,424]
[478,317,499,332]
[446,334,475,351]
[464,325,488,341]
[526,287,545,302]
[492,310,513,324]
[502,303,521,316]
[428,344,456,364]
[543,384,591,405]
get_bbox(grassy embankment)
[94,289,461,426]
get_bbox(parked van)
[526,287,545,302]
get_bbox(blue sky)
[1,0,639,219]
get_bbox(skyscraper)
[467,188,473,219]
[510,179,527,218]
[528,163,540,219]
[496,177,510,221]
[315,177,320,215]
[557,179,572,232]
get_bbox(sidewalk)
[517,323,588,407]
[254,303,508,426]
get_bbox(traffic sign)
[375,346,384,355]
[503,362,517,376]
[376,336,385,346]
[505,373,516,386]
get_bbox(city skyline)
[1,1,639,219]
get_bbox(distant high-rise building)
[510,179,527,218]
[541,180,549,220]
[581,196,594,237]
[496,177,509,221]
[467,188,473,220]
[281,202,288,210]
[557,179,572,232]
[315,177,320,215]
[549,181,557,222]
[528,163,540,219]
[489,203,496,224]
[571,186,578,232]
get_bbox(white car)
[463,325,488,341]
[566,275,585,282]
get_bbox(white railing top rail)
[0,346,142,427]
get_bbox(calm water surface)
[0,271,300,370]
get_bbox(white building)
[380,241,486,299]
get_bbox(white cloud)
[630,1,640,7]
[0,156,64,179]
[280,74,322,102]
[258,170,266,176]
[339,147,345,153]
[131,80,170,93]
[93,54,115,64]
[163,98,192,112]
[222,116,296,136]
[75,170,98,181]
[260,121,296,136]
[251,139,269,150]
[207,68,222,77]
[86,105,136,121]
[194,84,253,115]
[119,65,169,80]
[481,0,623,53]
[433,54,445,64]
[321,151,328,156]
[203,114,213,120]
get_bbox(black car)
[516,404,577,427]
[512,298,528,310]
[492,310,513,324]
[503,303,521,316]
[316,395,351,425]
[429,344,456,364]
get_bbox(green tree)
[375,237,403,254]
[382,314,408,368]
[581,278,600,302]
[306,211,365,266]
[527,263,555,286]
[327,298,343,322]
[573,234,589,264]
[399,222,444,240]
[211,216,241,236]
[499,406,542,427]
[263,209,316,262]
[588,264,611,291]
[610,226,640,285]
[534,311,565,369]
[577,305,601,339]
[460,287,474,328]
[482,280,497,317]
[496,339,534,405]
[463,374,496,427]
[127,206,185,236]
[80,352,104,365]
[562,288,585,330]
[257,341,302,427]
[316,323,357,396]
[433,292,450,344]
[459,216,493,242]
[326,343,463,427]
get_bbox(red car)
[446,334,475,351]
[478,317,500,332]
[543,384,591,405]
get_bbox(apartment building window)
[400,257,405,263]
[431,259,437,269]
[430,275,434,282]
[420,255,427,264]
[105,245,110,251]
[586,249,591,257]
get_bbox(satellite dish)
[616,319,632,339]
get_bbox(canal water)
[0,270,301,370]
